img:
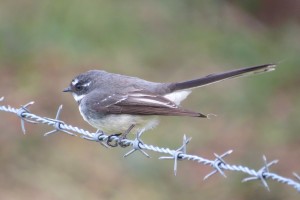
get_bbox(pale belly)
[90,115,158,134]
[80,106,159,134]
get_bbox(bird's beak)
[63,87,72,92]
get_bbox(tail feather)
[169,64,276,91]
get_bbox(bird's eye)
[75,84,83,91]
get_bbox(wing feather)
[89,90,206,118]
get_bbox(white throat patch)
[72,93,85,103]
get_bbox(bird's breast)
[78,104,158,134]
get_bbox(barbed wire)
[0,96,299,193]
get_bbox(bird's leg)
[106,124,135,148]
[118,124,135,148]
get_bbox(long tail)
[169,64,276,91]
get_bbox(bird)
[63,64,276,145]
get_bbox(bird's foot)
[106,133,122,147]
[106,124,135,148]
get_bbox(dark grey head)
[63,70,106,103]
[64,69,163,103]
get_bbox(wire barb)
[81,129,109,148]
[44,105,76,136]
[203,150,233,180]
[124,129,150,158]
[159,135,191,176]
[16,101,36,134]
[242,155,278,191]
[0,99,300,193]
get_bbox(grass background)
[0,0,300,199]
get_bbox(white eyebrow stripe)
[82,81,91,87]
[72,78,79,86]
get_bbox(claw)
[106,125,135,148]
[106,133,122,147]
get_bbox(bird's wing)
[90,90,207,117]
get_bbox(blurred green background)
[0,0,300,199]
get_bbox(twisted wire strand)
[0,99,299,193]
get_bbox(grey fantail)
[63,64,276,136]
